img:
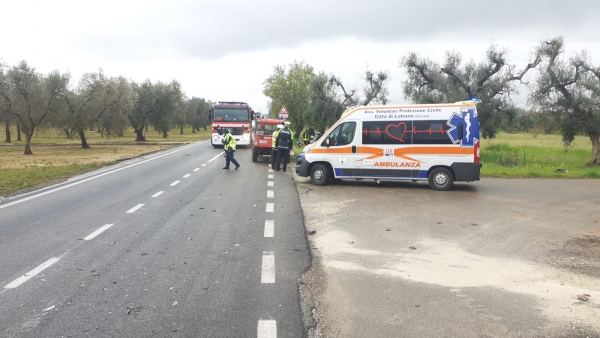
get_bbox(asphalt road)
[0,142,310,338]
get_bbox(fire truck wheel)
[252,150,258,162]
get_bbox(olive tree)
[531,37,600,166]
[400,44,541,138]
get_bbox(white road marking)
[266,203,274,213]
[84,224,114,241]
[0,143,202,210]
[264,220,274,238]
[193,168,200,171]
[268,169,273,173]
[183,174,191,178]
[261,251,275,284]
[201,164,207,167]
[268,175,274,179]
[208,152,224,163]
[170,180,180,186]
[267,181,274,187]
[267,190,274,198]
[257,319,277,338]
[126,204,145,214]
[4,257,60,289]
[151,191,164,198]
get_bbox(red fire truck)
[251,118,282,162]
[209,101,254,148]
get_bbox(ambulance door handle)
[352,145,356,153]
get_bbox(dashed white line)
[257,319,277,338]
[193,168,200,171]
[267,181,274,187]
[4,257,60,289]
[264,220,274,238]
[84,224,114,240]
[126,204,145,214]
[268,175,274,179]
[201,164,207,167]
[208,152,224,163]
[268,169,273,173]
[266,203,274,213]
[152,191,164,198]
[170,180,180,186]
[183,174,191,178]
[261,251,275,284]
[267,190,274,199]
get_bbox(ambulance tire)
[252,150,258,162]
[310,164,329,186]
[428,167,454,191]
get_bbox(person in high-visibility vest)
[271,124,283,170]
[222,128,240,170]
[275,121,293,172]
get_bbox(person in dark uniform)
[275,121,293,172]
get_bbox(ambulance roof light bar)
[218,101,247,105]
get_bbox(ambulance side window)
[327,126,341,146]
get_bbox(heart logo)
[385,122,407,142]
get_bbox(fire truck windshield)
[213,108,249,122]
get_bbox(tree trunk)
[293,125,303,140]
[24,131,33,155]
[180,125,184,135]
[17,124,22,141]
[78,129,90,149]
[4,121,11,143]
[588,133,600,166]
[135,128,146,142]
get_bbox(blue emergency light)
[218,101,247,105]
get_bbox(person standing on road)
[271,124,283,170]
[222,128,240,170]
[275,121,293,172]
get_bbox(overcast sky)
[2,0,599,113]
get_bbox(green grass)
[0,163,109,196]
[481,132,599,178]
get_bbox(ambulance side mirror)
[325,138,330,147]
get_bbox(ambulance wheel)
[310,164,329,186]
[252,150,258,162]
[428,167,454,191]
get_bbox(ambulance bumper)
[295,154,310,177]
[451,162,482,182]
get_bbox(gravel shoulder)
[295,176,600,338]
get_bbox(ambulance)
[295,100,482,190]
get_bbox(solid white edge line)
[4,257,60,289]
[257,319,277,338]
[183,174,191,178]
[126,204,144,213]
[193,168,200,171]
[208,152,224,163]
[84,224,114,241]
[264,220,274,238]
[261,251,275,284]
[170,180,181,186]
[267,190,274,198]
[0,143,201,210]
[151,191,164,198]
[266,203,274,213]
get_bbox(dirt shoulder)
[295,176,600,338]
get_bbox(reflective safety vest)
[272,130,280,149]
[223,133,236,151]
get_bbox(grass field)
[1,128,598,197]
[481,132,599,179]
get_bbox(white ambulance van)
[295,100,482,191]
